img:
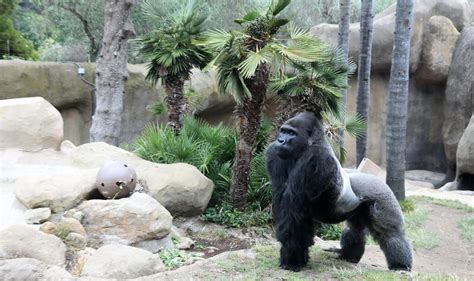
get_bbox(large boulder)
[3,140,213,217]
[77,193,172,248]
[310,0,471,72]
[80,244,165,279]
[442,27,474,177]
[415,16,460,84]
[0,258,73,280]
[14,168,97,212]
[0,225,67,266]
[0,97,63,151]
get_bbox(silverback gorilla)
[266,112,412,272]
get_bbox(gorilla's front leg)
[277,216,314,271]
[275,200,315,271]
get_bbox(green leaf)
[243,11,261,21]
[267,18,289,31]
[237,46,272,78]
[268,0,291,16]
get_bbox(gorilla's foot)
[388,264,412,271]
[279,246,309,272]
[280,263,303,272]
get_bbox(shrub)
[315,223,344,240]
[132,116,272,227]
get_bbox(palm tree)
[269,45,363,161]
[337,0,352,149]
[355,0,374,166]
[199,0,330,209]
[386,0,414,201]
[137,0,212,135]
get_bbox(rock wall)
[311,0,472,171]
[0,61,164,145]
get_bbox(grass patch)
[211,244,459,280]
[409,196,473,212]
[458,216,474,245]
[407,227,439,249]
[403,203,439,250]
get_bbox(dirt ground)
[138,198,473,280]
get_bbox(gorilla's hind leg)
[378,233,413,271]
[339,220,367,263]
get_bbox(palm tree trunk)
[89,0,135,145]
[230,65,269,210]
[386,0,414,201]
[355,0,374,166]
[337,0,352,150]
[164,76,185,135]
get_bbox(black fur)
[266,112,413,272]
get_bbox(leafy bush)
[0,0,37,60]
[132,116,272,227]
[315,223,344,240]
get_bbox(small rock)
[133,235,174,253]
[58,217,87,236]
[64,208,84,222]
[65,232,87,250]
[24,207,51,224]
[39,221,58,235]
[81,244,165,279]
[177,237,195,250]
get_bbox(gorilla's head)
[272,111,324,159]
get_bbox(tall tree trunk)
[386,0,414,201]
[164,76,185,135]
[89,0,135,145]
[355,0,374,166]
[230,65,269,209]
[337,0,352,150]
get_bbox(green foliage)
[315,223,344,240]
[146,101,166,116]
[132,117,273,227]
[198,1,333,104]
[159,248,193,268]
[137,0,212,86]
[201,203,272,228]
[0,0,37,60]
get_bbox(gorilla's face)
[273,112,317,159]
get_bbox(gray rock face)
[0,258,74,281]
[0,97,63,151]
[80,244,165,279]
[77,193,172,248]
[0,225,67,266]
[24,207,51,224]
[457,115,474,176]
[310,0,472,171]
[0,61,163,145]
[442,27,474,171]
[416,16,460,84]
[310,0,470,73]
